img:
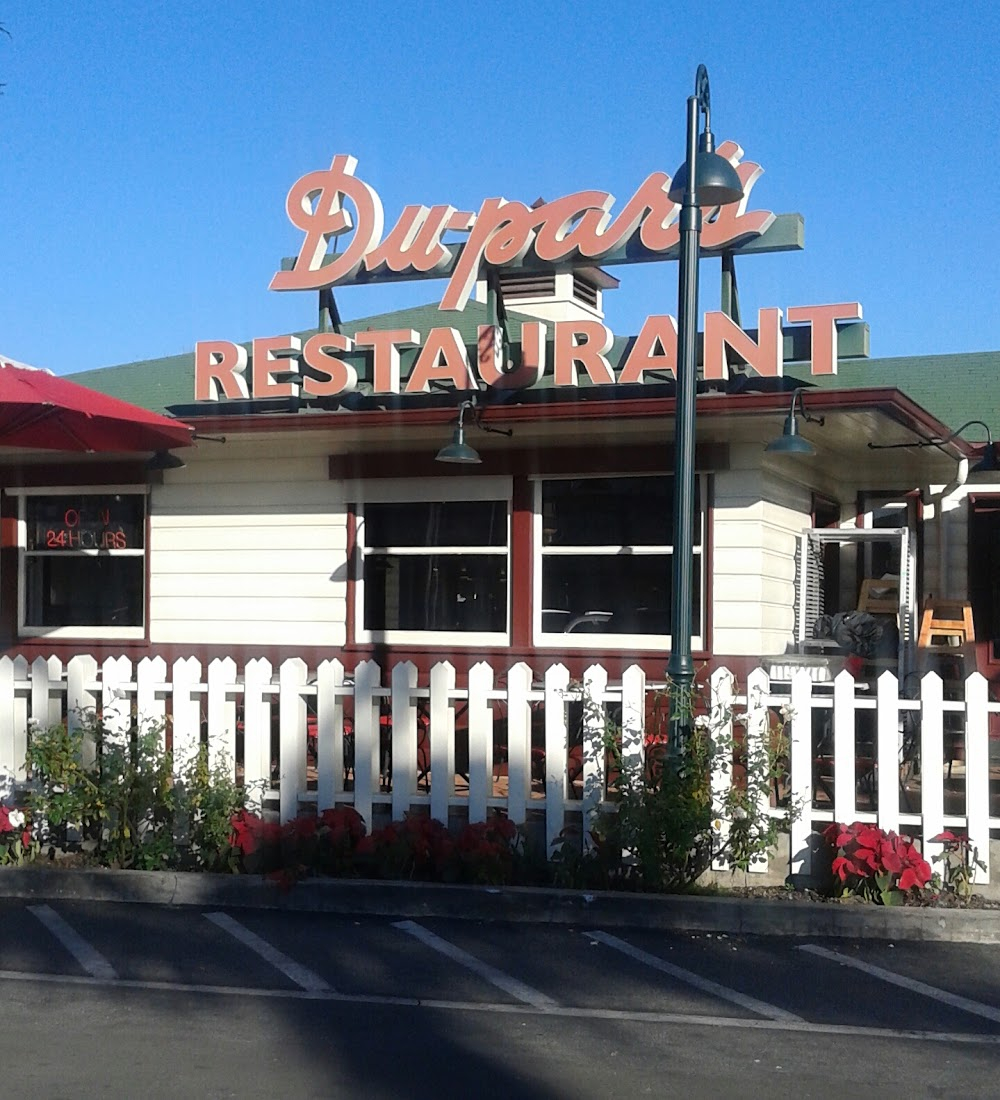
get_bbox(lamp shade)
[766,415,816,456]
[435,424,482,464]
[668,148,745,207]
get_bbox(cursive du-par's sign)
[269,146,780,311]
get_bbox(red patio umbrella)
[0,356,194,453]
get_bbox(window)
[534,474,705,648]
[355,480,510,644]
[16,488,147,638]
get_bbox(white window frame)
[9,485,148,640]
[532,472,707,651]
[352,476,512,647]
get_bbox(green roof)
[808,350,1000,437]
[68,306,1000,436]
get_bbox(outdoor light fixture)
[434,396,513,465]
[435,400,482,464]
[867,419,999,473]
[665,65,744,759]
[765,388,826,456]
[146,450,186,471]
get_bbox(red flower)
[229,810,267,855]
[832,855,858,881]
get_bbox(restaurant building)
[2,150,998,697]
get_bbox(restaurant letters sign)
[195,149,862,401]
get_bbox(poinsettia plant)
[930,830,987,900]
[823,821,931,905]
[0,804,35,866]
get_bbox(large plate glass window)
[17,489,146,638]
[355,480,510,645]
[534,474,705,649]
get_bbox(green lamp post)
[665,66,745,757]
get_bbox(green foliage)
[550,676,795,893]
[178,745,255,872]
[25,710,250,870]
[930,830,987,901]
[25,721,98,840]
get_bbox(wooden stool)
[857,577,900,615]
[917,597,975,649]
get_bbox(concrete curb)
[1,868,999,943]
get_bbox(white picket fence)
[0,655,997,882]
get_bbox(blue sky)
[1,1,998,375]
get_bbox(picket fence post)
[832,669,857,823]
[966,672,991,883]
[352,660,381,830]
[279,658,309,823]
[206,657,237,774]
[788,669,815,877]
[875,672,901,835]
[581,664,608,850]
[467,662,494,824]
[743,667,770,873]
[919,672,945,867]
[428,661,456,825]
[544,664,571,859]
[391,661,418,822]
[709,666,734,872]
[66,655,98,768]
[243,658,273,796]
[315,658,348,813]
[620,664,646,791]
[172,657,202,775]
[505,662,534,827]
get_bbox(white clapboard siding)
[152,524,346,552]
[151,573,338,599]
[151,549,339,576]
[151,482,338,510]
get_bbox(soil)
[712,883,1000,909]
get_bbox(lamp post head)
[667,148,745,207]
[667,66,745,207]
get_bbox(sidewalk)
[1,867,998,944]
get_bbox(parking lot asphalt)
[4,895,1000,1097]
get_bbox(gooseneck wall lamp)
[664,65,745,759]
[434,397,513,465]
[867,419,999,474]
[765,388,826,456]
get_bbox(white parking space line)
[589,930,804,1022]
[2,966,1000,1047]
[204,912,333,993]
[798,944,1000,1025]
[392,920,558,1009]
[28,904,118,981]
